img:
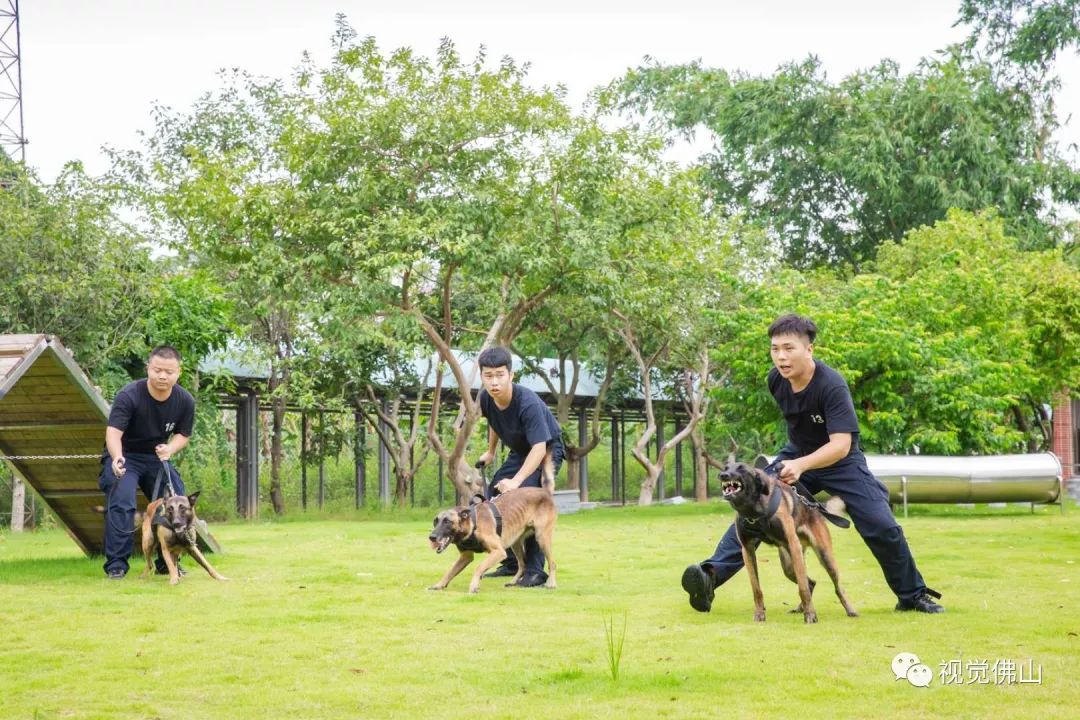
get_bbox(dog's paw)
[216,575,230,582]
[753,612,766,622]
[427,585,444,591]
[804,612,818,624]
[169,577,180,586]
[847,609,859,618]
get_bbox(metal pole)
[235,402,245,516]
[355,410,366,510]
[437,414,444,505]
[610,416,619,501]
[620,414,627,506]
[378,402,391,505]
[300,412,308,510]
[901,475,908,519]
[318,410,326,510]
[674,418,683,497]
[250,392,259,518]
[409,412,415,508]
[656,417,665,501]
[578,406,589,502]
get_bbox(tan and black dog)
[428,487,557,594]
[139,492,228,585]
[720,461,857,623]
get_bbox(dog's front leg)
[738,536,766,622]
[430,551,473,590]
[187,546,229,581]
[781,517,817,624]
[468,546,507,594]
[157,531,181,586]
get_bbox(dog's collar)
[742,483,784,525]
[457,501,503,552]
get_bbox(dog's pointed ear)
[756,469,771,496]
[753,454,770,470]
[186,491,200,507]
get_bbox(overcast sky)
[17,0,1080,181]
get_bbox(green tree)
[959,0,1080,76]
[709,210,1080,456]
[619,53,1079,268]
[0,161,157,387]
[601,169,730,505]
[120,69,311,515]
[280,24,660,498]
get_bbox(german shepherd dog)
[428,465,558,594]
[720,461,857,623]
[139,492,228,585]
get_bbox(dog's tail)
[541,450,556,495]
[822,496,850,528]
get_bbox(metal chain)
[0,454,100,461]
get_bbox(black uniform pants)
[98,453,186,576]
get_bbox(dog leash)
[152,459,178,501]
[456,461,503,551]
[475,460,492,502]
[770,461,851,529]
[102,458,176,538]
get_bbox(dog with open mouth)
[139,492,228,585]
[720,461,857,623]
[428,487,557,594]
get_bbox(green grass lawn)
[1,501,1078,720]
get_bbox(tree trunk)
[564,451,581,490]
[691,424,708,502]
[394,464,411,508]
[11,475,25,532]
[638,466,661,506]
[1013,404,1039,452]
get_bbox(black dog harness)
[456,500,503,553]
[738,480,852,539]
[738,484,784,536]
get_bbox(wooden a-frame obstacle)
[0,334,219,556]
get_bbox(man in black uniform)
[681,315,944,614]
[99,345,195,579]
[475,346,564,588]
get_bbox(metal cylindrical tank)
[755,452,1064,504]
[865,453,1063,504]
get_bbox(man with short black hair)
[475,346,564,587]
[681,314,944,614]
[99,345,195,579]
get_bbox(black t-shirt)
[107,379,196,455]
[479,384,562,456]
[768,360,863,466]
